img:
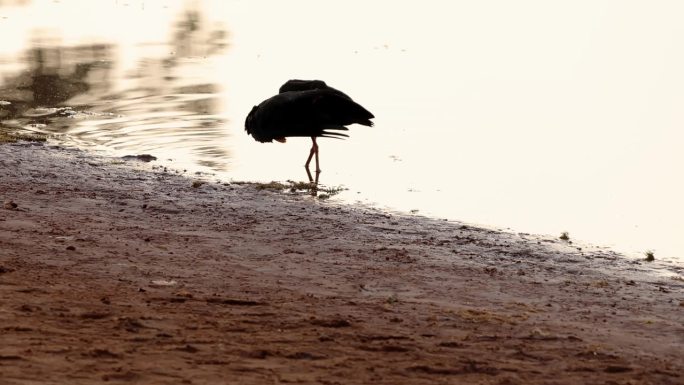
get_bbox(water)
[1,0,682,264]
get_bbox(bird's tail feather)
[321,131,349,139]
[320,124,349,139]
[321,124,349,132]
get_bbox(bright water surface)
[1,0,682,263]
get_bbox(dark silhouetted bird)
[245,80,374,183]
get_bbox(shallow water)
[1,0,682,263]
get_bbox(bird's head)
[245,105,258,134]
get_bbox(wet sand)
[1,141,683,385]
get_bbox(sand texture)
[1,142,683,384]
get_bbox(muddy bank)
[1,142,682,385]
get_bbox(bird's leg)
[313,137,321,174]
[304,138,316,183]
[304,137,321,185]
[305,167,314,184]
[312,137,321,189]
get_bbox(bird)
[245,80,374,184]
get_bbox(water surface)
[1,0,682,263]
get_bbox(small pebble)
[3,200,18,210]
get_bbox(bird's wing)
[308,91,374,127]
[245,88,374,142]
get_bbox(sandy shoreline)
[1,141,682,384]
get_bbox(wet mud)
[1,142,682,384]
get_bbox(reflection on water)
[0,0,230,170]
[0,44,99,116]
[0,0,682,264]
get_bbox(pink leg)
[313,137,320,174]
[305,138,316,170]
[304,137,320,184]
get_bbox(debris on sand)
[121,154,157,162]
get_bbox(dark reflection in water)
[0,3,231,170]
[0,44,103,117]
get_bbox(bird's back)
[279,79,328,93]
[278,79,351,100]
[246,87,373,143]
